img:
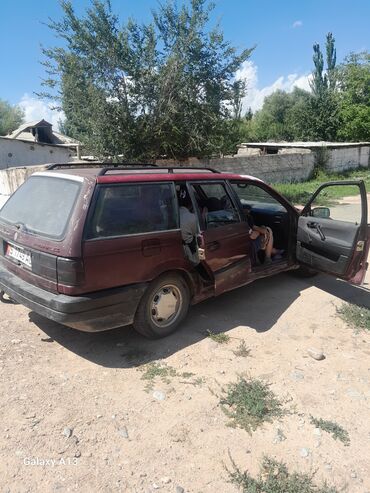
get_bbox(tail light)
[57,257,85,286]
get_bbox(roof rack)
[47,162,157,170]
[47,163,221,175]
[98,166,220,176]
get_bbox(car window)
[0,176,81,239]
[86,183,178,238]
[305,184,362,224]
[230,182,286,213]
[191,182,240,229]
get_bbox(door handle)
[208,241,220,251]
[307,222,326,241]
[316,224,326,241]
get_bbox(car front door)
[188,181,251,295]
[297,180,369,285]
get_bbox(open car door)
[297,180,369,285]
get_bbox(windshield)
[0,175,81,239]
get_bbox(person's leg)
[264,227,273,260]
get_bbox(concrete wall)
[0,165,48,209]
[157,145,370,183]
[325,146,370,172]
[208,152,315,182]
[0,137,76,169]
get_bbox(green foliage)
[245,33,344,143]
[220,377,284,434]
[310,32,337,96]
[337,302,370,332]
[40,0,253,159]
[207,330,230,344]
[228,456,339,493]
[310,416,350,445]
[139,361,177,390]
[337,51,370,141]
[274,168,370,204]
[0,99,24,136]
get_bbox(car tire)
[133,273,190,339]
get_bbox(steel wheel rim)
[150,283,183,328]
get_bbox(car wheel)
[133,274,190,339]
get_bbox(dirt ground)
[1,201,370,493]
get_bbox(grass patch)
[139,362,177,391]
[207,330,230,344]
[228,455,339,493]
[220,377,284,434]
[310,416,350,446]
[274,168,370,205]
[139,363,203,390]
[233,340,251,358]
[337,302,370,332]
[181,371,195,379]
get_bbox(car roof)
[35,165,264,185]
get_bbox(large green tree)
[337,51,370,141]
[240,88,311,142]
[0,99,24,136]
[40,0,253,159]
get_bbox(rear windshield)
[0,175,81,239]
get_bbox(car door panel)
[297,180,369,284]
[297,218,359,276]
[202,222,251,295]
[188,180,251,296]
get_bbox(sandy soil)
[1,206,370,492]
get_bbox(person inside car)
[245,206,283,265]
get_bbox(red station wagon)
[0,164,369,338]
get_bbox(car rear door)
[297,180,369,285]
[188,180,251,295]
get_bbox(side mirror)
[311,206,330,219]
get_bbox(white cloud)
[18,94,65,131]
[235,61,311,113]
[292,20,303,28]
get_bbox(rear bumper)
[0,263,147,332]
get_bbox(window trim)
[83,181,179,240]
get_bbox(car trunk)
[0,173,93,295]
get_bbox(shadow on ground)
[29,271,370,369]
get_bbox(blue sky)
[0,0,369,126]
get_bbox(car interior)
[229,182,290,267]
[187,181,290,268]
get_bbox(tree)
[40,0,254,159]
[245,88,311,142]
[337,51,370,141]
[310,32,337,95]
[307,32,340,140]
[0,99,24,136]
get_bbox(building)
[0,119,81,170]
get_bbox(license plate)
[6,243,32,269]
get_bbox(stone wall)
[157,145,370,183]
[207,152,315,182]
